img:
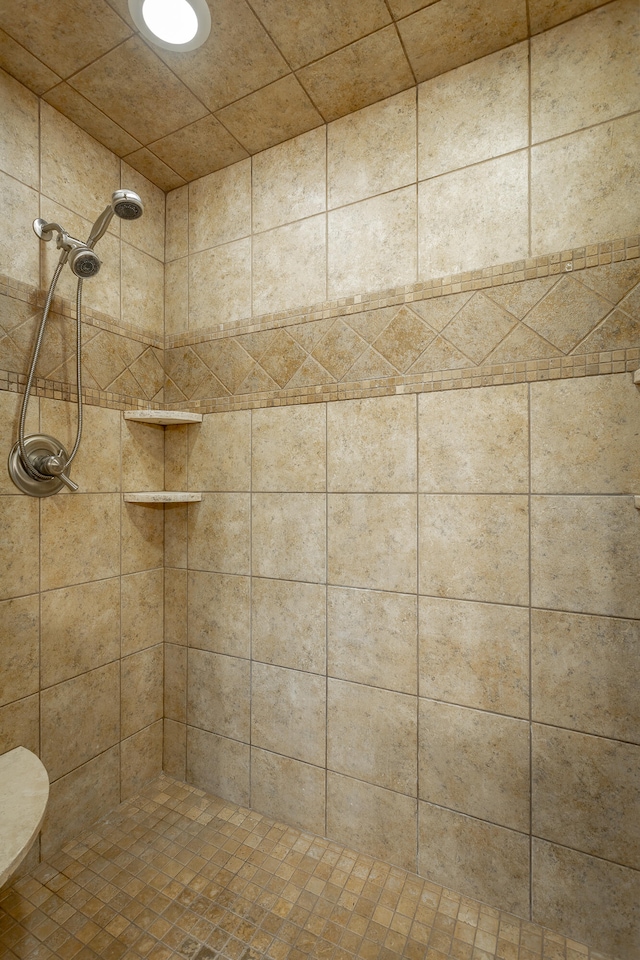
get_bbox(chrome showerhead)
[68,246,101,278]
[87,189,144,247]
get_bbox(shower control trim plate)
[8,434,76,497]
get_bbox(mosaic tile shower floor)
[0,776,606,960]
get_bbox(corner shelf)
[124,492,201,503]
[634,369,640,385]
[635,496,640,510]
[123,409,202,504]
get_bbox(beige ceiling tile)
[398,0,528,83]
[124,149,185,192]
[387,0,439,17]
[247,0,391,69]
[216,74,323,154]
[298,26,414,123]
[0,0,131,77]
[70,36,208,144]
[150,114,248,183]
[43,83,141,158]
[155,0,289,112]
[103,0,136,30]
[0,28,60,95]
[528,0,611,34]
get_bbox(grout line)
[528,380,533,921]
[324,400,329,838]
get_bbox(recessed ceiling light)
[129,0,211,52]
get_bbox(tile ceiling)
[0,0,608,192]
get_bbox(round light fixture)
[129,0,211,52]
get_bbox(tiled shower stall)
[1,2,639,957]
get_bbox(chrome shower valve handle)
[8,434,78,497]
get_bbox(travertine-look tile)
[189,238,252,330]
[0,389,38,496]
[165,184,188,262]
[0,171,39,287]
[251,748,326,836]
[531,373,640,493]
[187,649,250,742]
[121,569,163,656]
[532,724,640,869]
[41,578,120,687]
[532,609,640,743]
[419,699,530,831]
[420,597,529,717]
[419,152,529,279]
[329,494,417,592]
[328,186,417,300]
[163,718,186,780]
[251,662,325,766]
[419,495,529,605]
[121,242,165,338]
[121,500,163,574]
[40,401,121,493]
[419,385,528,493]
[531,114,640,254]
[328,772,417,872]
[120,721,162,800]
[528,0,612,34]
[253,215,326,316]
[328,89,416,208]
[252,578,326,673]
[328,394,417,492]
[120,645,163,739]
[165,257,188,338]
[150,113,248,183]
[41,662,120,780]
[122,161,165,262]
[252,403,326,492]
[187,726,250,807]
[533,839,640,960]
[165,567,187,646]
[531,0,640,144]
[253,127,326,232]
[418,802,530,918]
[0,695,39,756]
[188,571,250,658]
[164,643,186,722]
[531,495,640,618]
[328,679,417,795]
[164,423,188,492]
[328,586,417,694]
[418,42,528,179]
[165,503,188,569]
[40,494,119,591]
[122,420,164,492]
[0,67,39,188]
[523,275,612,354]
[252,493,326,582]
[188,411,250,492]
[188,494,251,576]
[0,595,39,707]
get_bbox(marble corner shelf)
[635,496,640,510]
[123,492,202,503]
[634,369,640,385]
[0,747,49,888]
[123,410,202,425]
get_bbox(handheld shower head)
[87,190,144,248]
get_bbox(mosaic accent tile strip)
[0,774,612,960]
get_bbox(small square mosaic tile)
[0,776,612,960]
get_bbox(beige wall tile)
[40,746,120,858]
[122,420,164,492]
[165,423,188,492]
[531,495,640,618]
[531,114,640,254]
[531,374,640,494]
[532,609,640,743]
[251,662,325,766]
[163,718,186,780]
[1,506,40,610]
[40,400,120,493]
[41,578,120,687]
[188,570,250,658]
[252,578,326,674]
[187,726,250,807]
[252,404,326,493]
[531,1,640,144]
[251,748,326,836]
[532,839,640,960]
[328,89,416,208]
[120,645,163,741]
[0,171,40,287]
[328,186,417,300]
[419,494,529,606]
[165,257,188,338]
[121,242,164,338]
[418,802,530,918]
[418,42,528,180]
[0,595,39,707]
[253,127,326,233]
[165,567,187,646]
[0,390,39,496]
[0,694,39,755]
[328,586,417,694]
[120,720,163,800]
[420,597,529,717]
[189,238,251,330]
[188,493,251,576]
[328,679,417,795]
[328,772,417,872]
[532,725,640,869]
[187,649,250,742]
[253,216,326,317]
[0,67,39,188]
[189,411,251,492]
[165,184,188,262]
[121,569,163,656]
[419,699,530,831]
[419,385,528,493]
[165,503,188,569]
[188,160,251,254]
[328,394,417,492]
[529,0,612,34]
[252,492,326,582]
[41,661,120,780]
[164,643,186,723]
[121,501,163,574]
[40,494,120,591]
[418,152,528,279]
[120,162,165,263]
